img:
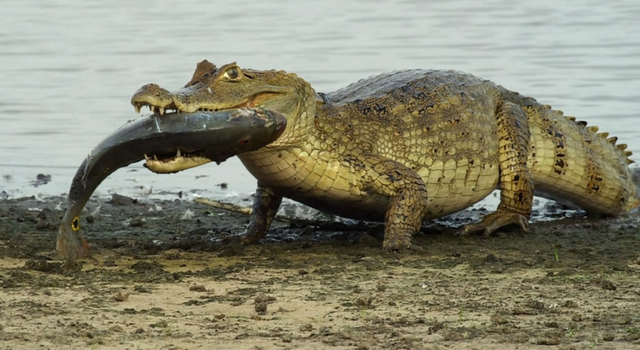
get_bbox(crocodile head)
[131,60,317,146]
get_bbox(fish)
[57,108,286,265]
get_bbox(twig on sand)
[194,197,294,223]
[194,197,253,215]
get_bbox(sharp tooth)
[134,105,141,114]
[176,149,182,157]
[159,107,165,115]
[150,106,155,114]
[144,154,149,161]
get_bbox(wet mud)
[0,194,639,349]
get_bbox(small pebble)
[35,219,49,230]
[114,291,130,302]
[599,279,616,291]
[356,294,373,307]
[254,293,276,315]
[255,302,268,315]
[189,285,207,292]
[129,218,144,227]
[110,193,136,206]
[491,313,508,325]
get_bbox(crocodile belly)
[417,161,499,219]
[240,149,390,221]
[239,148,500,221]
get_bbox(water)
[2,0,639,204]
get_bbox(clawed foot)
[456,211,529,237]
[382,231,414,253]
[239,219,268,245]
[240,230,263,245]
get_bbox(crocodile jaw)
[131,91,284,116]
[144,155,212,174]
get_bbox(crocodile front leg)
[459,101,533,236]
[354,154,429,251]
[241,182,282,244]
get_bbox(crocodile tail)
[558,112,640,212]
[498,86,639,213]
[631,167,640,211]
[510,99,637,215]
[581,118,639,212]
[562,114,639,213]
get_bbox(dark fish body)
[57,108,286,264]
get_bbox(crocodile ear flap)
[185,60,218,87]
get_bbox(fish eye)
[72,216,80,231]
[223,67,240,80]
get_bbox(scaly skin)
[132,60,640,250]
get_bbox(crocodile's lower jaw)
[144,156,212,174]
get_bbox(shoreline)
[0,194,639,349]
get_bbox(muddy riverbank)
[0,194,639,349]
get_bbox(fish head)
[57,211,91,263]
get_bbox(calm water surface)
[1,0,639,204]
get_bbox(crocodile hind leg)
[353,154,429,251]
[459,101,533,236]
[241,182,282,244]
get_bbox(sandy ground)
[0,194,639,350]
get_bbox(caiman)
[131,60,640,251]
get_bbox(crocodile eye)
[72,217,80,231]
[223,67,240,80]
